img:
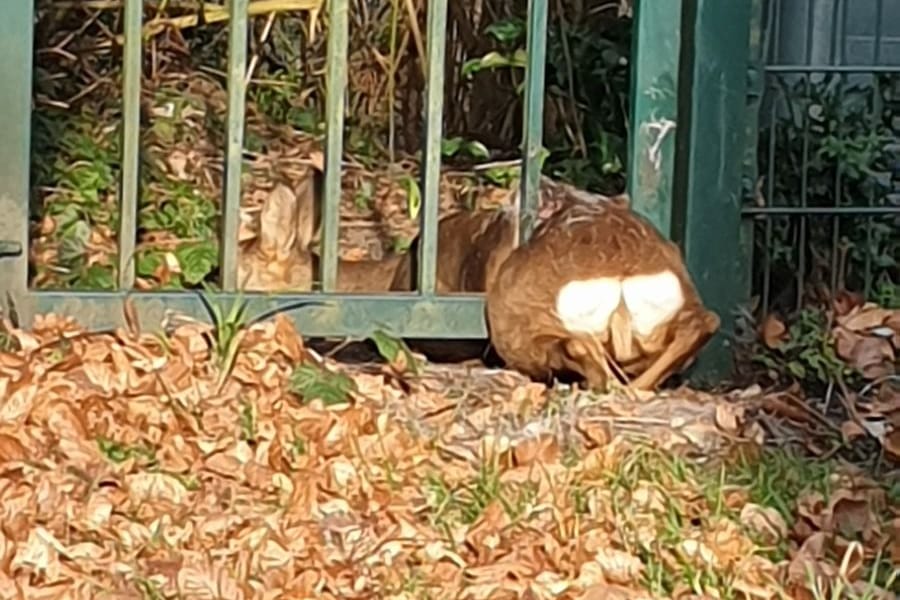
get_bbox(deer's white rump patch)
[556,270,684,337]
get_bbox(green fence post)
[321,0,350,292]
[519,0,548,241]
[118,0,143,290]
[417,0,448,294]
[0,1,35,322]
[627,0,684,235]
[221,0,249,291]
[739,0,765,308]
[673,0,754,384]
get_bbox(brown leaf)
[888,518,900,564]
[841,420,868,443]
[591,547,644,585]
[577,583,651,600]
[126,472,193,505]
[739,503,788,545]
[167,150,189,179]
[122,296,140,337]
[511,433,560,466]
[824,489,880,541]
[307,150,325,172]
[0,433,27,463]
[834,328,895,379]
[836,304,894,332]
[0,383,38,424]
[759,314,788,349]
[883,427,900,462]
[785,532,834,599]
[832,290,865,316]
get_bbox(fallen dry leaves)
[832,302,899,381]
[755,298,900,463]
[0,312,896,599]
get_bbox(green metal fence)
[2,0,537,339]
[0,1,755,375]
[743,0,900,315]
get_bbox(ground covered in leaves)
[0,312,897,599]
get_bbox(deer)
[389,206,518,293]
[237,177,408,293]
[484,192,720,392]
[389,175,582,292]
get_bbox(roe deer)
[238,179,408,293]
[484,195,720,391]
[390,176,592,293]
[383,206,519,363]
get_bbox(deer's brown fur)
[390,207,518,293]
[485,195,719,391]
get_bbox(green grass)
[415,438,896,597]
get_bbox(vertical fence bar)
[519,0,548,241]
[417,0,448,294]
[627,0,684,237]
[739,0,764,308]
[0,0,34,321]
[864,0,885,298]
[321,0,350,292]
[796,75,810,311]
[118,0,143,290]
[828,0,847,296]
[761,0,782,315]
[797,0,815,311]
[674,0,753,382]
[221,0,249,291]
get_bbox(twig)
[858,374,900,397]
[835,374,866,430]
[387,0,399,171]
[553,0,588,157]
[401,0,427,79]
[109,0,322,45]
[246,11,279,86]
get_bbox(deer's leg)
[630,310,719,391]
[565,337,613,391]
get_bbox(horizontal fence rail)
[0,0,554,339]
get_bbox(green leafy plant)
[370,328,421,375]
[441,136,490,161]
[424,452,536,528]
[288,362,357,406]
[462,49,528,80]
[752,308,853,387]
[96,436,158,467]
[174,240,218,286]
[195,288,324,390]
[239,400,257,442]
[755,73,899,312]
[249,68,323,134]
[353,179,376,210]
[30,109,121,289]
[399,173,421,220]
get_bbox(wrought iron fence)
[745,0,900,315]
[0,0,554,339]
[0,0,756,382]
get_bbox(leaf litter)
[746,289,899,461]
[0,311,897,599]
